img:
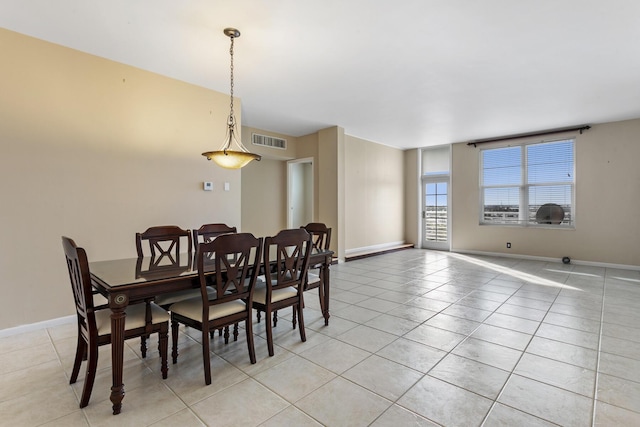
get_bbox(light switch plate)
[224,182,230,191]
[203,182,213,191]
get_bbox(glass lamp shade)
[202,150,261,169]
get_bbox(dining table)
[89,248,333,415]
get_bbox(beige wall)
[451,118,640,266]
[240,158,287,237]
[0,29,242,329]
[404,149,420,246]
[344,135,405,253]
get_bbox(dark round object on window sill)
[536,203,565,224]
[562,256,571,264]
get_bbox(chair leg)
[202,328,212,385]
[265,311,275,357]
[257,310,262,323]
[292,307,297,329]
[79,343,98,408]
[158,327,168,379]
[223,326,230,344]
[171,320,179,364]
[273,310,278,328]
[70,335,86,384]
[233,323,239,341]
[317,283,325,315]
[245,316,257,364]
[140,335,148,358]
[297,301,307,343]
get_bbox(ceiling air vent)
[252,133,287,150]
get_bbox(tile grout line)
[590,270,607,427]
[479,273,566,426]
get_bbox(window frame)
[479,137,576,228]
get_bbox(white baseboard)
[452,249,640,271]
[345,241,407,257]
[0,315,75,339]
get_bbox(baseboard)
[345,242,414,261]
[452,249,640,271]
[0,315,75,339]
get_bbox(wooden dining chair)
[299,223,331,315]
[169,233,263,385]
[192,223,239,339]
[136,225,200,309]
[136,225,201,356]
[253,228,312,357]
[192,223,237,253]
[62,236,169,408]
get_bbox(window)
[480,139,574,226]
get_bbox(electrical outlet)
[506,242,511,248]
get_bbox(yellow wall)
[450,119,640,266]
[0,29,242,329]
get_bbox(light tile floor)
[2,249,640,426]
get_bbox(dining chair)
[136,225,200,309]
[192,223,237,253]
[62,236,169,408]
[169,233,262,385]
[253,228,312,357]
[193,223,239,339]
[299,222,331,315]
[136,225,200,356]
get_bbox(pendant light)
[202,28,261,169]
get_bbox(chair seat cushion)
[307,271,320,285]
[154,287,216,307]
[169,298,246,322]
[253,284,298,304]
[95,302,170,336]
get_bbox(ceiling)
[2,1,640,149]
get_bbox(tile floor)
[2,249,640,426]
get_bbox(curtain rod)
[466,124,591,147]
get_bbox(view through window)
[480,139,575,226]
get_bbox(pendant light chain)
[229,34,235,120]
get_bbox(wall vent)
[252,133,287,150]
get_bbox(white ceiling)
[2,1,640,149]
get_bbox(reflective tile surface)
[2,249,640,426]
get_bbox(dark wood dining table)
[89,248,333,415]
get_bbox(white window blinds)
[481,139,575,226]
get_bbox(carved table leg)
[109,296,127,415]
[323,256,331,326]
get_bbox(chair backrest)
[264,228,312,292]
[62,236,96,338]
[197,232,263,307]
[301,222,332,253]
[192,223,237,253]
[136,226,192,266]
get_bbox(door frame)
[287,157,314,229]
[421,174,451,250]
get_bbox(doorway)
[422,176,449,250]
[287,158,314,228]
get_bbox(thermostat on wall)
[203,182,213,191]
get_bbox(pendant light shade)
[202,28,261,169]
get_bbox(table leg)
[109,305,126,415]
[323,256,331,326]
